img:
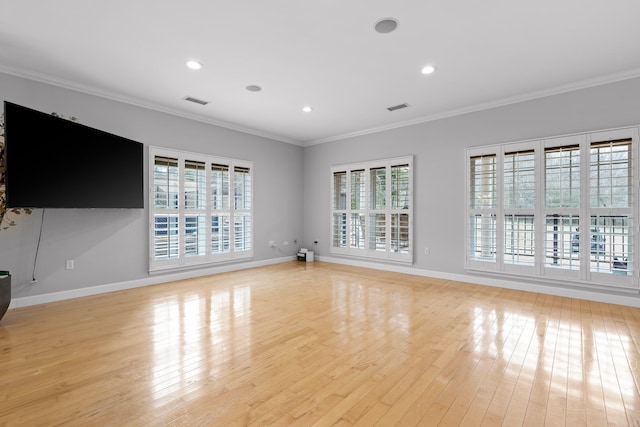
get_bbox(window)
[153,156,179,261]
[466,127,638,290]
[369,167,386,252]
[544,144,581,271]
[211,163,230,254]
[350,169,366,249]
[468,154,496,262]
[589,138,633,276]
[331,156,413,263]
[504,150,535,266]
[150,147,253,271]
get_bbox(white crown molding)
[304,68,640,146]
[4,64,640,148]
[0,65,303,147]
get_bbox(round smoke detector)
[246,85,262,92]
[374,18,399,34]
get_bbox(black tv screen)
[3,102,144,209]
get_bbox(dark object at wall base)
[0,272,10,322]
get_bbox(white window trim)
[466,126,639,291]
[330,156,413,264]
[149,146,253,272]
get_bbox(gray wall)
[3,71,640,303]
[303,77,640,279]
[0,73,304,298]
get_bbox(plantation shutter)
[149,147,253,271]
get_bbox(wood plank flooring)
[2,261,640,426]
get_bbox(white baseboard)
[10,254,640,309]
[9,256,295,309]
[316,256,640,308]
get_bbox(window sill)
[330,251,413,266]
[466,266,639,293]
[149,254,253,275]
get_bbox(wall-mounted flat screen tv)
[3,101,144,209]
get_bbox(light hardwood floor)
[1,261,640,426]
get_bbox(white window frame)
[466,126,639,291]
[330,156,413,264]
[149,146,253,272]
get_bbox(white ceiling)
[1,1,640,145]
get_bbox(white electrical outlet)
[268,240,276,248]
[65,260,75,270]
[424,248,430,255]
[283,241,289,246]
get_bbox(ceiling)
[1,1,640,146]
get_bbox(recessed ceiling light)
[302,106,313,113]
[374,18,399,34]
[186,60,203,70]
[246,85,262,92]
[421,65,437,75]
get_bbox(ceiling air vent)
[387,103,410,112]
[183,96,210,106]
